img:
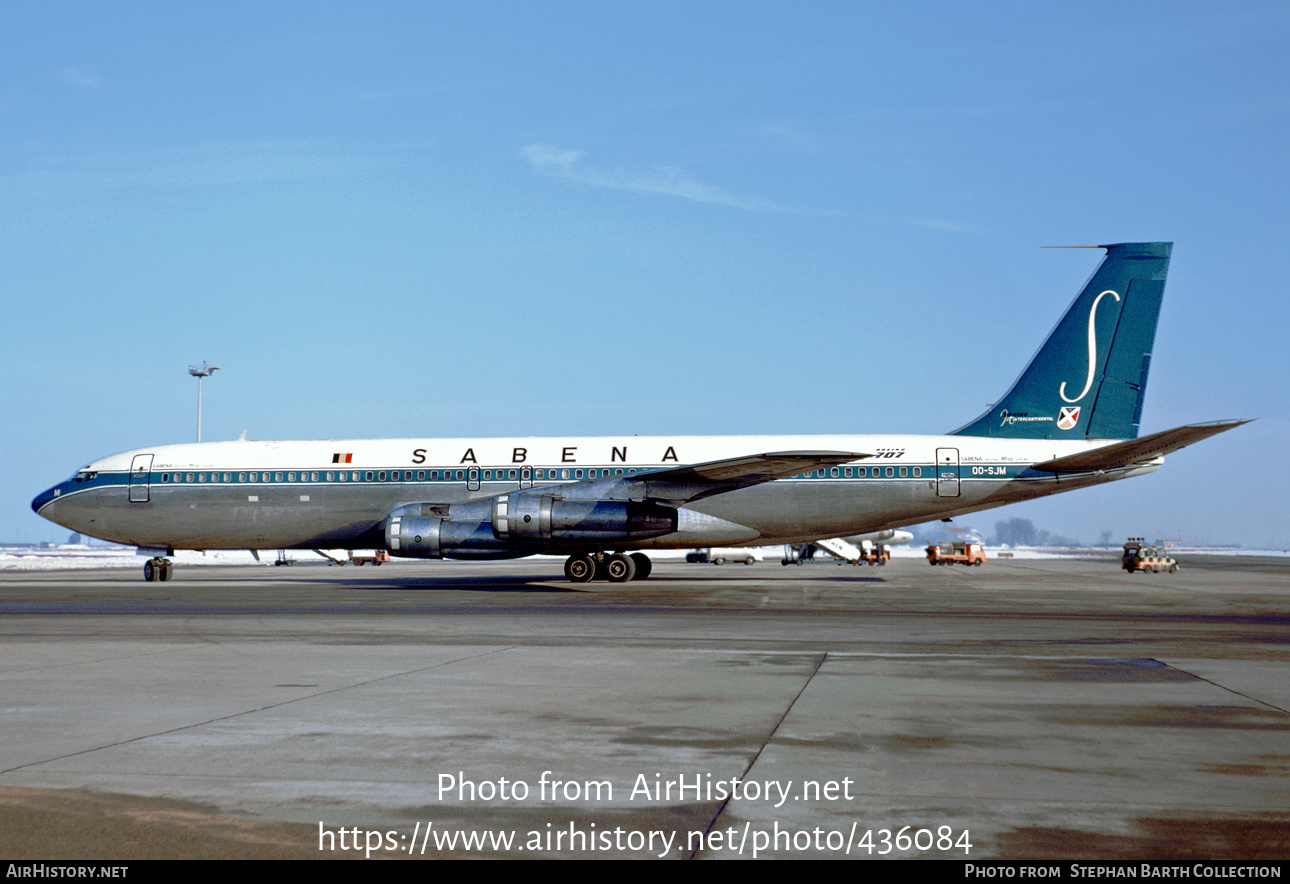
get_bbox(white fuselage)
[34,433,1159,553]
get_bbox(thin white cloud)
[756,121,822,154]
[126,141,368,187]
[522,143,796,212]
[56,67,103,88]
[907,218,987,236]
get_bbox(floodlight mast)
[188,362,219,442]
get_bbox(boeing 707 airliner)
[32,242,1246,582]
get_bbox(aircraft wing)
[644,450,871,485]
[1031,420,1250,473]
[605,450,872,505]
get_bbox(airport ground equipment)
[926,541,987,566]
[1122,537,1178,573]
[815,537,890,565]
[859,546,890,565]
[685,548,760,564]
[710,548,760,565]
[348,549,390,566]
[781,540,890,565]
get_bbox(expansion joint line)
[1161,659,1290,716]
[687,651,827,860]
[0,646,515,775]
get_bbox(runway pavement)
[1,554,1286,859]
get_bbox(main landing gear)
[563,552,653,584]
[143,557,172,582]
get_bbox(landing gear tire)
[629,553,652,580]
[605,553,636,583]
[144,557,172,582]
[564,554,595,583]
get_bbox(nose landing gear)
[143,557,172,582]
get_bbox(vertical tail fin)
[952,242,1171,440]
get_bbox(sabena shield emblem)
[1057,406,1080,430]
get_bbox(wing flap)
[1032,420,1250,473]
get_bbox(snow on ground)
[0,543,1283,572]
[0,547,270,570]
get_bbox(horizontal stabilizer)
[1031,420,1250,473]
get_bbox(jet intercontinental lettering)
[998,411,1055,426]
[33,243,1247,584]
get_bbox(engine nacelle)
[384,508,527,560]
[384,494,687,560]
[492,493,676,542]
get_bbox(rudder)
[952,242,1171,440]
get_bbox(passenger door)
[935,448,960,498]
[128,454,154,502]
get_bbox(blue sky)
[3,1,1287,547]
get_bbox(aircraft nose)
[32,484,64,515]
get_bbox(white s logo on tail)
[1060,290,1120,403]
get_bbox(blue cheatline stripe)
[60,461,1049,492]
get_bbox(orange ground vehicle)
[925,541,987,566]
[1121,538,1178,573]
[861,546,891,565]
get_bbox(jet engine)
[491,493,675,542]
[382,493,678,560]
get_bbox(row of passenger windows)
[159,467,638,484]
[799,466,922,478]
[157,465,924,484]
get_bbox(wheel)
[143,560,155,582]
[564,554,595,583]
[159,561,172,581]
[713,558,724,565]
[744,558,753,565]
[629,553,652,580]
[1169,563,1177,573]
[605,553,636,583]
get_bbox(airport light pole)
[188,362,219,442]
